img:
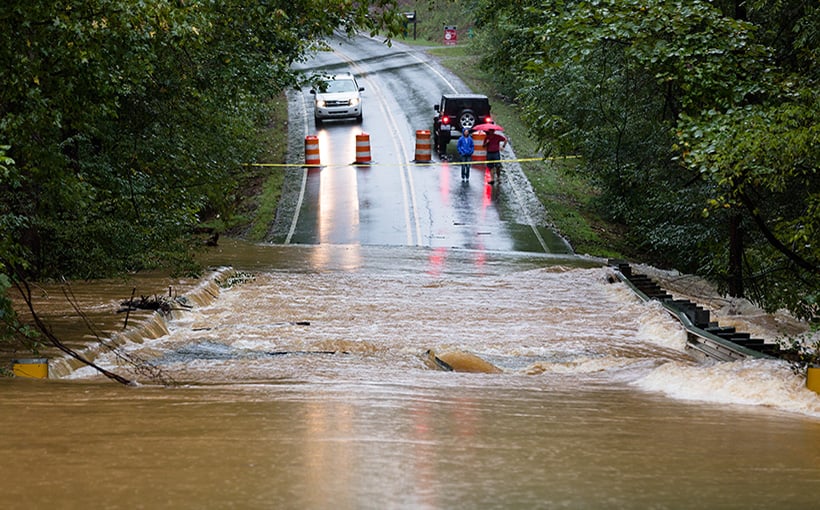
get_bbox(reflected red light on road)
[483,168,493,205]
[473,249,486,269]
[439,161,451,203]
[427,246,447,276]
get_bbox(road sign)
[444,25,457,45]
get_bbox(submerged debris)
[219,271,256,289]
[425,349,503,373]
[118,295,191,314]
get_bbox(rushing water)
[2,242,819,509]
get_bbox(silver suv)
[310,73,364,126]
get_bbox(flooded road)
[3,243,820,509]
[275,34,569,254]
[2,35,819,508]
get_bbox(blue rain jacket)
[457,134,474,156]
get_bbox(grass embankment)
[229,96,289,242]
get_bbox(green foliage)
[0,162,40,348]
[0,145,12,177]
[0,0,401,283]
[0,271,13,343]
[781,326,820,374]
[678,97,819,319]
[0,0,402,350]
[475,0,818,319]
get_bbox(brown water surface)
[2,242,819,509]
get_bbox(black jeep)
[432,94,493,156]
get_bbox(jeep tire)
[458,110,477,130]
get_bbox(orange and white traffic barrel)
[304,135,320,167]
[355,132,371,164]
[414,130,432,162]
[471,131,487,165]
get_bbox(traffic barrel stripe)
[304,135,320,167]
[414,130,431,162]
[471,131,486,165]
[355,132,371,164]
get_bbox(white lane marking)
[404,50,459,94]
[285,92,310,244]
[335,46,422,246]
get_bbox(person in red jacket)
[483,129,507,184]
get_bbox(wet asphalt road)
[271,33,571,255]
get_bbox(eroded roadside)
[1,267,237,379]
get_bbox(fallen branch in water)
[12,277,133,386]
[62,281,175,386]
[117,294,193,314]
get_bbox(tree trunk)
[728,213,744,297]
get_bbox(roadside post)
[404,11,417,40]
[12,358,49,379]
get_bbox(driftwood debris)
[117,295,192,314]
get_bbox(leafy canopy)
[0,0,402,344]
[476,0,818,319]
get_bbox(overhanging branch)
[739,191,820,275]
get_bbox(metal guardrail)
[610,266,774,363]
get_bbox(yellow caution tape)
[245,155,579,169]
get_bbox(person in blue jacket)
[456,128,474,181]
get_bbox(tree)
[475,0,818,319]
[0,1,402,352]
[0,0,401,278]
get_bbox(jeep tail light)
[442,115,450,125]
[484,115,493,123]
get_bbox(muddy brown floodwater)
[2,241,819,509]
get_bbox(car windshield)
[325,79,357,93]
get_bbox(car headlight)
[316,100,326,108]
[349,97,360,106]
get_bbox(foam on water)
[633,301,690,352]
[69,258,820,418]
[635,358,820,417]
